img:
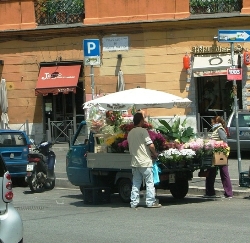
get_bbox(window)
[0,133,27,146]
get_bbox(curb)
[188,186,250,198]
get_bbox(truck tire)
[80,186,85,196]
[118,178,131,203]
[169,179,189,199]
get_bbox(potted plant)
[156,116,195,144]
[158,148,196,169]
[67,0,84,23]
[190,0,209,14]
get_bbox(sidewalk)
[53,144,250,198]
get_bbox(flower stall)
[71,88,230,202]
[88,109,230,170]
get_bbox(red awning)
[35,65,81,96]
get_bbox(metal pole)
[230,42,242,175]
[90,65,95,99]
[26,120,29,136]
[68,129,72,146]
[203,128,208,139]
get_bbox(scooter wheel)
[28,173,45,193]
[44,173,55,190]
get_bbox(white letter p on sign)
[87,42,96,54]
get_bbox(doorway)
[43,82,84,142]
[196,75,242,131]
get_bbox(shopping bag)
[153,162,161,185]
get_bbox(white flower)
[159,148,196,162]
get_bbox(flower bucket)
[185,160,194,168]
[158,162,169,170]
[169,161,177,169]
[201,155,213,167]
[178,161,186,169]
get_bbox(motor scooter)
[25,139,56,192]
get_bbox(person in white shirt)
[127,112,162,208]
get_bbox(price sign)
[227,68,242,80]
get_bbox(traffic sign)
[227,68,242,80]
[218,30,250,42]
[83,39,100,66]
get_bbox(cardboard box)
[213,152,228,166]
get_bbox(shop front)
[192,51,243,132]
[35,63,84,142]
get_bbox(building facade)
[0,0,250,141]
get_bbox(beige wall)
[1,25,250,125]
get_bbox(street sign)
[83,39,100,66]
[227,68,242,80]
[218,30,250,42]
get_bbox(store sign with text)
[227,68,242,80]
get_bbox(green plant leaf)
[158,119,172,131]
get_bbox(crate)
[93,134,111,153]
[213,152,228,166]
[83,187,111,205]
[94,145,107,153]
[239,171,250,187]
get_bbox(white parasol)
[0,78,9,129]
[83,88,191,111]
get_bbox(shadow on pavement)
[61,192,214,208]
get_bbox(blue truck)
[66,121,201,202]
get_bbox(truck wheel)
[80,186,85,196]
[118,178,131,203]
[169,180,189,199]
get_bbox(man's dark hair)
[133,112,143,126]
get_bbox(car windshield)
[0,133,27,146]
[231,114,250,127]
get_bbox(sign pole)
[83,39,100,100]
[90,65,95,100]
[230,42,242,176]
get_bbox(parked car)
[226,110,250,151]
[0,154,23,243]
[0,129,31,181]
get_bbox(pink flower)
[118,140,128,149]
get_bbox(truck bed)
[87,153,132,170]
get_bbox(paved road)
[52,144,250,198]
[12,186,250,243]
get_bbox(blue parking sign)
[83,39,100,66]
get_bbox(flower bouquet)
[185,138,230,167]
[158,148,196,169]
[116,129,167,153]
[105,133,127,153]
[119,121,153,133]
[105,111,123,132]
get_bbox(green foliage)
[40,0,84,15]
[156,117,195,144]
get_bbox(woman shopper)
[204,116,233,198]
[127,112,161,208]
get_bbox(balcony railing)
[190,0,242,14]
[34,0,84,25]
